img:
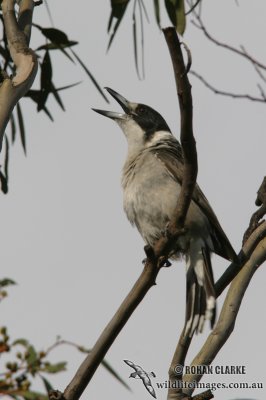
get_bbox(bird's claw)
[158,256,172,268]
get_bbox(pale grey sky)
[0,1,265,400]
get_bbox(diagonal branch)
[181,221,266,397]
[167,179,266,398]
[0,0,38,151]
[167,175,266,399]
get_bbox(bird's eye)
[138,106,145,115]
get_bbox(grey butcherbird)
[92,87,237,336]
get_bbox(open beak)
[92,87,131,119]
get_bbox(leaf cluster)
[0,6,107,194]
[107,0,201,78]
[0,278,130,399]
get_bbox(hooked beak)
[92,87,131,120]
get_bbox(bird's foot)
[158,256,172,268]
[161,222,170,238]
[161,222,187,240]
[144,244,155,259]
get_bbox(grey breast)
[122,149,182,246]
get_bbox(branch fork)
[0,0,38,150]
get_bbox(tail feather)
[184,239,216,336]
[202,246,216,328]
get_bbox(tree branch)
[243,176,266,244]
[190,12,266,104]
[62,261,162,400]
[191,14,266,72]
[17,0,35,44]
[167,175,266,399]
[180,220,266,397]
[0,0,38,151]
[190,70,266,104]
[52,27,197,400]
[162,28,197,237]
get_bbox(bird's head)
[92,88,172,156]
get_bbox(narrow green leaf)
[138,0,145,78]
[110,0,130,19]
[13,338,29,347]
[10,112,16,143]
[107,18,123,50]
[16,103,26,155]
[44,0,54,26]
[40,375,53,394]
[4,135,9,181]
[43,361,67,374]
[70,49,109,102]
[25,89,40,103]
[73,345,130,391]
[107,0,129,49]
[34,24,75,62]
[14,390,48,400]
[132,1,140,78]
[37,26,70,45]
[185,0,201,15]
[55,81,82,92]
[41,50,53,86]
[139,0,149,22]
[39,50,52,111]
[101,359,131,391]
[0,278,16,288]
[43,107,54,122]
[27,345,38,366]
[50,82,65,111]
[0,170,8,194]
[56,45,75,63]
[165,0,186,35]
[36,41,78,52]
[153,0,161,27]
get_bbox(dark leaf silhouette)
[16,103,26,155]
[0,278,16,288]
[153,0,161,27]
[165,0,186,35]
[40,375,53,394]
[34,24,74,62]
[70,49,109,102]
[38,50,52,111]
[10,113,16,143]
[36,41,78,52]
[107,0,130,50]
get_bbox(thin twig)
[190,70,266,103]
[191,14,266,72]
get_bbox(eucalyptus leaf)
[43,361,67,374]
[16,103,26,155]
[0,278,16,288]
[165,0,186,35]
[153,0,161,28]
